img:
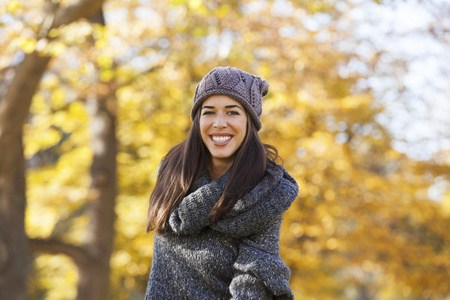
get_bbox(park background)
[1,0,449,299]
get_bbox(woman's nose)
[213,113,227,128]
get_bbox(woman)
[145,67,299,299]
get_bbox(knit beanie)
[191,67,269,131]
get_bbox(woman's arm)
[167,171,228,234]
[230,216,294,300]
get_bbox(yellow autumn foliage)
[1,0,448,299]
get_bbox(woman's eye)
[202,111,214,115]
[228,111,239,115]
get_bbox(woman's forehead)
[202,95,243,108]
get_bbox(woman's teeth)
[212,136,231,143]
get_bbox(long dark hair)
[146,112,280,235]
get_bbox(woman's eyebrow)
[202,105,243,110]
[225,105,243,110]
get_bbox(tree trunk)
[0,132,27,300]
[77,93,117,300]
[0,50,52,300]
[0,0,105,299]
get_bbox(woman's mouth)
[211,135,232,145]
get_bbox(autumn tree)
[0,1,115,299]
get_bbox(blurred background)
[1,0,449,299]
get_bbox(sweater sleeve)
[230,216,294,300]
[167,171,228,234]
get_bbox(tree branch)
[28,238,91,267]
[52,0,105,29]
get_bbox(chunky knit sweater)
[145,163,299,300]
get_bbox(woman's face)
[200,95,248,168]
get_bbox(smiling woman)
[144,67,299,299]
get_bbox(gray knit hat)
[191,67,269,131]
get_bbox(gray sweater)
[145,163,299,299]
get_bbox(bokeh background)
[1,0,449,299]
